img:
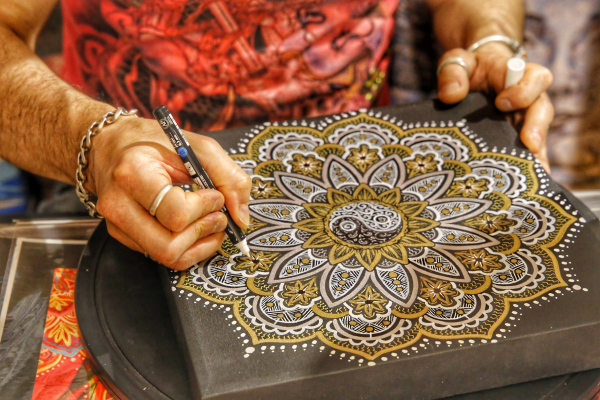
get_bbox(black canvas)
[162,93,600,400]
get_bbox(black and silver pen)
[152,106,250,257]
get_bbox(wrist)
[64,96,114,187]
[76,105,138,198]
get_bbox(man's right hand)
[89,116,252,270]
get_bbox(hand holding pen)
[90,108,251,270]
[153,106,251,257]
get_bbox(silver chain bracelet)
[76,107,138,218]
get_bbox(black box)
[162,93,600,400]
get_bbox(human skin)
[0,0,552,269]
[524,0,600,187]
[427,0,554,172]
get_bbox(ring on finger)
[149,184,173,216]
[437,56,470,78]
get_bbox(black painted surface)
[77,94,600,399]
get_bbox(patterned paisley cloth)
[33,269,113,400]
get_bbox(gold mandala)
[173,112,578,360]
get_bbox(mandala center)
[327,201,403,246]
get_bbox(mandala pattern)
[173,112,578,360]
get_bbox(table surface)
[1,191,599,400]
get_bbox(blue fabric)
[0,160,28,214]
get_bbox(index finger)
[186,133,252,230]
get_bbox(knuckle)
[201,136,220,151]
[112,157,135,189]
[165,209,189,232]
[536,67,553,86]
[194,219,210,239]
[444,48,464,58]
[238,172,252,192]
[171,256,197,271]
[96,195,117,220]
[158,245,181,267]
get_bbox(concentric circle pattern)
[171,112,580,360]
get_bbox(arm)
[0,0,251,269]
[425,0,553,171]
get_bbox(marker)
[504,57,526,89]
[152,106,251,257]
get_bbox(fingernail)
[497,98,514,111]
[440,82,460,97]
[238,204,250,227]
[213,196,224,212]
[212,215,228,233]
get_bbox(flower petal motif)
[233,251,279,275]
[402,170,454,201]
[251,178,284,199]
[367,156,405,190]
[419,277,461,307]
[250,201,304,224]
[327,188,353,206]
[303,203,333,218]
[249,228,304,248]
[455,249,504,273]
[410,248,471,282]
[377,187,402,207]
[328,243,356,264]
[406,153,438,178]
[324,159,360,189]
[433,226,500,249]
[323,264,366,306]
[289,154,323,178]
[355,248,383,271]
[270,249,328,282]
[292,218,324,233]
[281,278,319,307]
[466,213,516,235]
[347,144,380,173]
[374,265,418,307]
[348,286,389,319]
[277,173,327,202]
[353,183,377,201]
[429,199,493,223]
[380,244,408,264]
[447,177,489,198]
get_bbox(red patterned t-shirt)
[62,0,399,132]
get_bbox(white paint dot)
[573,285,582,290]
[245,347,255,354]
[368,361,376,367]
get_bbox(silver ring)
[437,57,470,78]
[149,184,173,216]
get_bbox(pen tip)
[236,240,251,257]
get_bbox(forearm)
[426,0,523,50]
[0,22,113,186]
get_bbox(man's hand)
[437,44,553,172]
[427,0,553,172]
[89,117,252,270]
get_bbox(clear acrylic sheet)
[0,218,99,399]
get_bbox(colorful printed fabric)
[61,0,399,132]
[33,268,113,400]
